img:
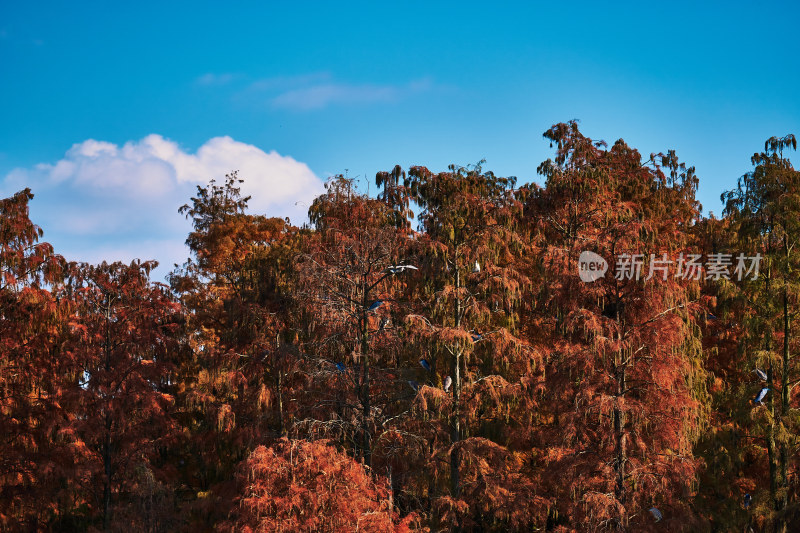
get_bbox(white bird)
[754,387,769,405]
[753,368,767,381]
[443,376,452,393]
[473,260,480,273]
[648,507,662,522]
[386,264,418,275]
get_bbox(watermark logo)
[578,251,762,282]
[578,251,608,282]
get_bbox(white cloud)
[270,78,432,111]
[2,135,325,280]
[226,72,434,111]
[195,72,238,86]
[245,72,332,92]
[271,83,398,110]
[6,134,323,224]
[176,136,324,211]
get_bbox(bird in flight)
[386,264,418,275]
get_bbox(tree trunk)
[451,261,462,499]
[780,235,790,525]
[103,415,112,531]
[277,369,285,437]
[613,374,626,530]
[764,265,782,532]
[103,297,113,531]
[451,350,461,498]
[613,296,626,532]
[766,363,779,531]
[361,290,372,467]
[276,333,286,437]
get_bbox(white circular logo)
[578,251,608,282]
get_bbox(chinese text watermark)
[578,252,761,283]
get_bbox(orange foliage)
[219,438,420,533]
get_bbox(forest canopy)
[2,122,799,532]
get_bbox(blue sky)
[2,1,799,281]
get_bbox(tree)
[64,260,181,530]
[0,189,71,530]
[397,162,540,530]
[218,438,420,532]
[295,175,416,468]
[526,122,707,531]
[170,173,305,526]
[720,133,800,531]
[12,125,800,531]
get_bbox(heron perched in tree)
[753,368,767,381]
[648,507,662,522]
[386,264,418,275]
[368,300,383,311]
[754,387,769,405]
[473,260,480,273]
[408,380,420,392]
[744,493,752,509]
[443,375,452,393]
[419,359,432,372]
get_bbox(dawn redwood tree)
[375,164,414,230]
[13,126,800,532]
[64,260,181,530]
[720,133,800,531]
[219,438,419,533]
[0,189,63,291]
[295,175,416,468]
[398,163,542,530]
[689,214,776,531]
[169,173,305,524]
[526,122,707,531]
[0,189,70,529]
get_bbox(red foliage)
[4,124,800,532]
[526,122,707,531]
[0,189,72,529]
[219,438,420,533]
[62,260,182,529]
